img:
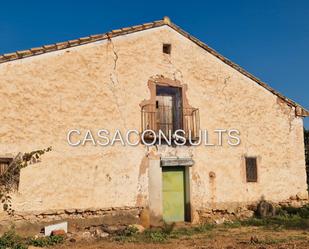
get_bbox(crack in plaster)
[221,76,231,102]
[107,38,127,129]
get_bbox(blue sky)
[1,0,308,128]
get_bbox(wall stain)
[135,156,149,207]
[209,171,216,207]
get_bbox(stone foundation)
[197,198,309,224]
[0,206,142,236]
[1,197,308,236]
[197,207,254,224]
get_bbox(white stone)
[44,222,68,236]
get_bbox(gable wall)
[0,26,306,214]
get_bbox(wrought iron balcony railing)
[141,104,200,141]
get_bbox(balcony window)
[156,85,182,135]
[141,84,199,142]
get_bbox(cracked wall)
[0,26,307,216]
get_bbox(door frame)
[148,157,193,225]
[161,165,191,222]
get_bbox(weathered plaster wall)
[0,26,307,217]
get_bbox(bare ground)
[53,227,309,249]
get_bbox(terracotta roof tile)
[3,53,18,60]
[111,29,123,34]
[79,37,91,43]
[68,40,79,46]
[30,47,44,54]
[56,42,70,49]
[121,27,132,32]
[90,34,104,39]
[142,22,154,28]
[43,44,57,52]
[16,50,32,57]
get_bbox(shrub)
[27,235,64,247]
[0,228,65,249]
[161,222,175,234]
[118,226,139,237]
[0,229,27,249]
[278,205,309,219]
[143,230,168,243]
[241,214,309,229]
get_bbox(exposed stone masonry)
[3,206,142,224]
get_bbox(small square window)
[245,157,257,182]
[163,44,171,54]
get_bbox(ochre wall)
[0,26,307,215]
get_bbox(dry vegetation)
[54,225,309,249]
[3,205,309,249]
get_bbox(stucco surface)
[0,26,307,215]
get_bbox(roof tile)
[79,37,91,44]
[68,39,80,46]
[3,53,18,60]
[142,22,154,28]
[56,42,70,49]
[121,27,132,32]
[30,47,44,54]
[90,34,104,39]
[111,29,122,34]
[16,50,32,57]
[43,44,57,52]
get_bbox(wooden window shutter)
[246,157,257,182]
[0,159,11,176]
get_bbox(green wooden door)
[162,167,185,222]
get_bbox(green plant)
[0,228,65,249]
[240,214,309,229]
[113,226,139,242]
[194,223,215,232]
[0,147,52,215]
[28,235,64,247]
[0,229,27,249]
[162,222,175,234]
[278,205,309,218]
[119,226,139,237]
[114,228,169,243]
[144,230,168,243]
[171,227,195,237]
[256,237,288,245]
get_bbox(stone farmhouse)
[0,17,308,230]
